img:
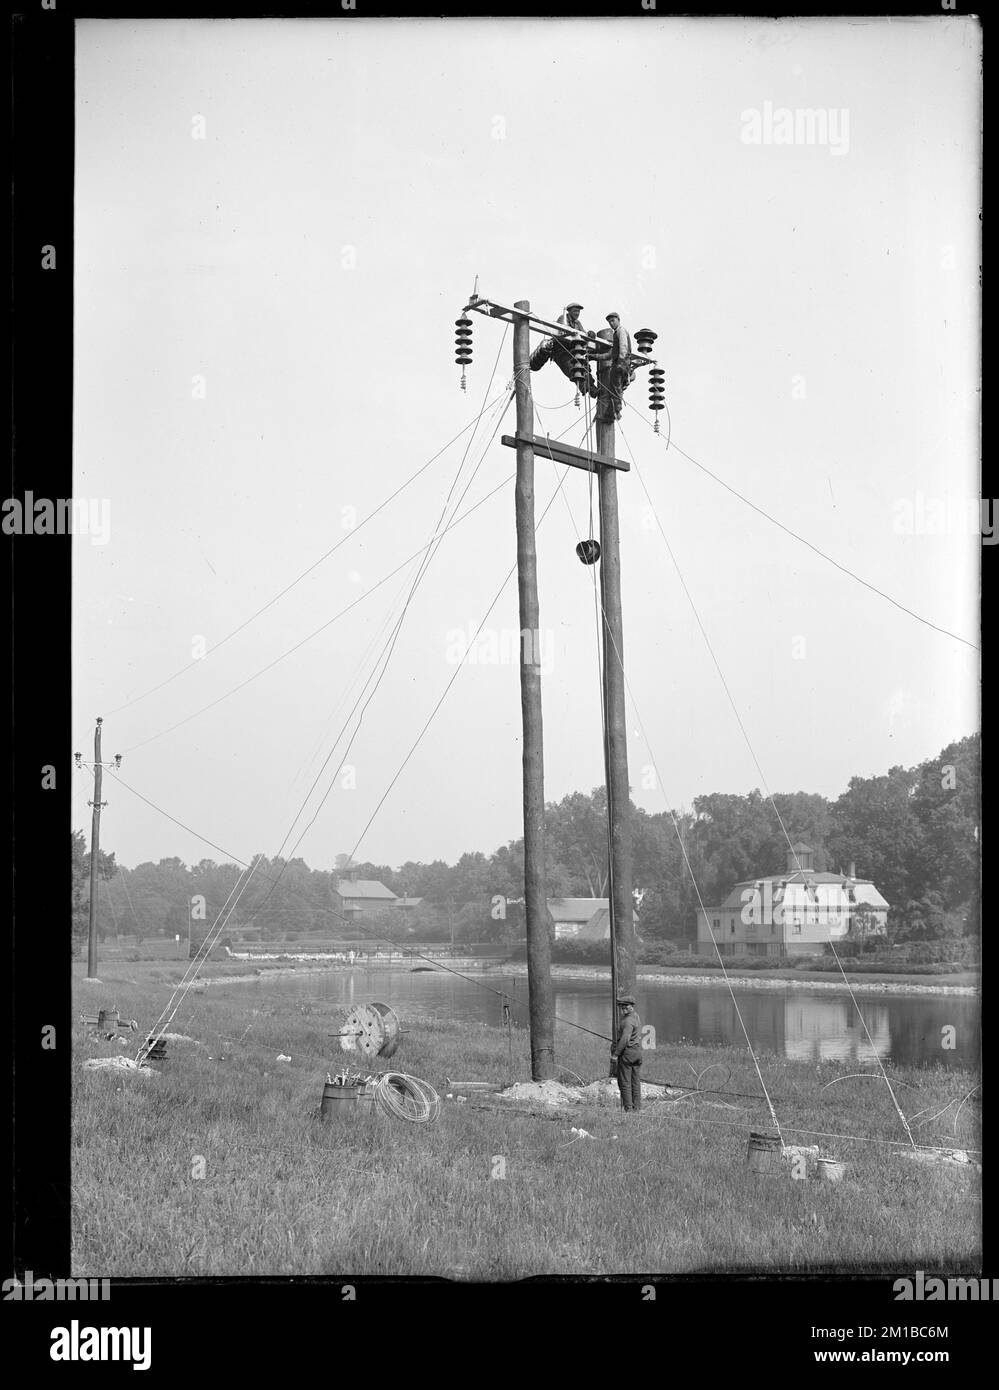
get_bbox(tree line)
[73,732,979,948]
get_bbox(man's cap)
[606,312,621,322]
[566,302,584,311]
[617,993,636,1006]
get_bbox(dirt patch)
[499,1080,584,1107]
[579,1079,673,1103]
[497,1078,673,1108]
[83,1057,157,1076]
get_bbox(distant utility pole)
[76,717,123,981]
[86,717,105,980]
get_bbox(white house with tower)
[696,842,889,957]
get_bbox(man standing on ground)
[610,993,643,1112]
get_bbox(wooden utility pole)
[473,289,655,1070]
[86,716,104,980]
[596,415,636,1007]
[513,299,555,1080]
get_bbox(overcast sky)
[72,16,981,876]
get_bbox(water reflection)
[240,969,978,1069]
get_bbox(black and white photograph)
[8,3,984,1341]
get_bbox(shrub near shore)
[72,965,980,1279]
[508,938,979,977]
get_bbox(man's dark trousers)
[617,1056,642,1111]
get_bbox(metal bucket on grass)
[816,1156,846,1183]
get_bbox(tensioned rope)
[108,446,648,1054]
[137,855,263,1057]
[127,391,572,1049]
[532,413,786,1144]
[618,419,918,1150]
[139,333,519,1041]
[105,383,520,719]
[534,393,619,1036]
[237,327,515,928]
[623,398,978,652]
[119,407,516,755]
[286,562,421,794]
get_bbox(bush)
[787,956,959,975]
[637,941,678,966]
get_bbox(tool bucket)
[97,1009,119,1033]
[320,1082,375,1120]
[746,1131,783,1175]
[816,1157,846,1183]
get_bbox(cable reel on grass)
[332,1001,401,1060]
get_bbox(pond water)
[232,966,978,1070]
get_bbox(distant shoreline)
[159,956,981,998]
[493,962,978,998]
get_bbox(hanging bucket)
[816,1157,846,1183]
[576,539,601,566]
[746,1131,783,1175]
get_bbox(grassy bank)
[72,969,981,1279]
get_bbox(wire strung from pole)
[242,350,515,924]
[538,424,785,1147]
[619,421,919,1151]
[102,769,523,1006]
[100,874,119,938]
[120,431,516,755]
[286,564,421,795]
[137,855,264,1061]
[107,457,578,1012]
[103,386,519,720]
[535,395,617,1032]
[119,367,512,759]
[339,466,577,872]
[622,398,978,652]
[114,868,143,936]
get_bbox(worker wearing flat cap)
[610,993,643,1112]
[529,300,598,396]
[594,313,634,422]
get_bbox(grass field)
[72,963,981,1279]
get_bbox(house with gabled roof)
[548,896,638,942]
[696,842,889,957]
[334,874,398,920]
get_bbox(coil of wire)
[373,1072,441,1125]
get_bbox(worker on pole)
[609,993,643,1112]
[530,302,598,397]
[594,312,634,422]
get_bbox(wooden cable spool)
[334,1001,401,1059]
